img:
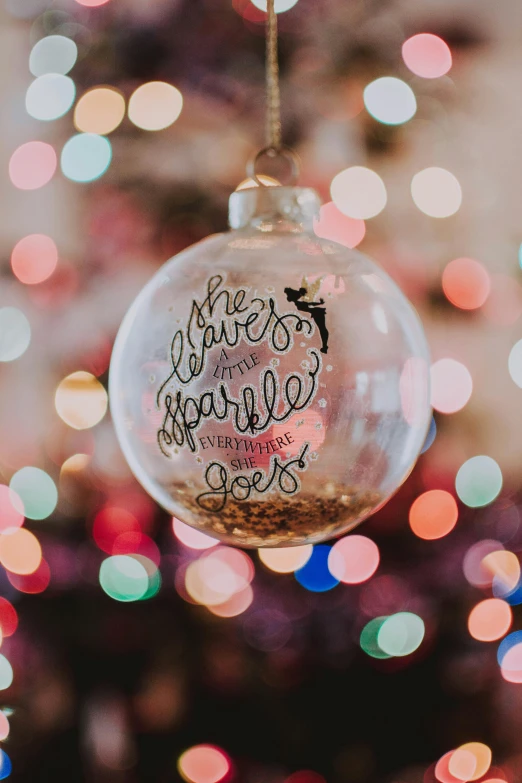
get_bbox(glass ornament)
[110,186,431,547]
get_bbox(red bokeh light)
[0,598,18,637]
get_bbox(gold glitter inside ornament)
[109,185,431,547]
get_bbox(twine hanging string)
[265,0,282,150]
[247,0,300,185]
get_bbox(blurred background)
[1,0,522,780]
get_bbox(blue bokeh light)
[295,545,340,592]
[497,630,522,666]
[0,750,11,780]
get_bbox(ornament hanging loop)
[247,145,300,187]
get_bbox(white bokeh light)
[0,307,31,362]
[330,166,387,220]
[29,35,78,76]
[411,167,462,218]
[363,77,417,125]
[508,339,522,388]
[26,74,76,121]
[250,0,299,11]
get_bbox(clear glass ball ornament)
[110,185,431,547]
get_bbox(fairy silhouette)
[284,286,330,354]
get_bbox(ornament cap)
[228,186,321,231]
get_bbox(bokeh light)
[26,74,75,121]
[61,133,112,183]
[313,202,366,248]
[285,774,326,783]
[508,339,522,388]
[0,657,13,691]
[377,612,425,657]
[7,558,50,594]
[363,76,417,125]
[330,166,387,220]
[99,555,149,602]
[455,456,503,508]
[360,617,391,659]
[468,598,512,642]
[250,0,299,11]
[0,713,9,742]
[29,35,78,76]
[74,87,126,134]
[0,749,11,780]
[295,545,340,592]
[327,535,379,583]
[500,639,522,682]
[0,599,18,638]
[450,743,492,781]
[178,744,230,783]
[402,34,452,78]
[11,234,58,285]
[185,547,254,606]
[74,0,111,6]
[411,167,462,218]
[207,584,254,618]
[463,540,505,588]
[409,489,458,540]
[430,358,472,414]
[55,371,108,429]
[0,528,42,575]
[172,518,218,550]
[10,467,57,520]
[9,141,56,190]
[92,506,140,553]
[0,307,31,362]
[482,550,520,593]
[128,82,183,131]
[442,257,490,310]
[259,544,313,573]
[0,485,24,532]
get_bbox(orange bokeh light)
[451,743,492,782]
[482,550,520,592]
[468,598,512,642]
[0,528,42,575]
[11,234,58,285]
[9,141,57,190]
[207,584,254,617]
[178,744,230,783]
[259,544,313,573]
[442,257,490,310]
[409,490,458,540]
[327,535,379,583]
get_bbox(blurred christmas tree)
[1,0,522,781]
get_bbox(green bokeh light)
[99,555,149,602]
[9,467,57,520]
[61,133,112,183]
[360,616,391,659]
[455,455,502,508]
[378,612,425,657]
